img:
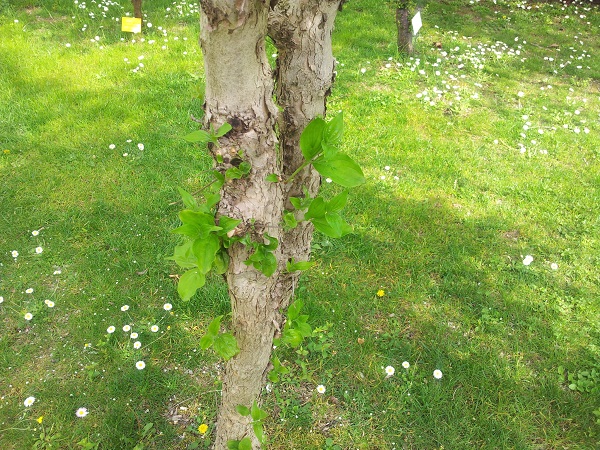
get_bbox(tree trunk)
[198,0,343,448]
[269,0,344,303]
[132,0,142,20]
[396,6,414,54]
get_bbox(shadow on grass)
[300,181,598,447]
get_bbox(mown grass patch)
[1,0,599,448]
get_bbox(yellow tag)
[121,17,142,33]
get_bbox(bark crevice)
[199,1,343,448]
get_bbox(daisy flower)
[107,326,116,334]
[150,325,159,332]
[163,303,172,311]
[24,396,36,407]
[24,312,33,321]
[402,361,410,369]
[76,407,88,418]
[136,361,146,370]
[385,365,395,378]
[316,384,326,394]
[433,369,443,379]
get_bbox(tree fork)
[199,0,344,447]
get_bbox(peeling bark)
[199,1,343,448]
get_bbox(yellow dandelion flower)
[37,416,44,424]
[376,289,385,297]
[198,423,208,434]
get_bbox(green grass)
[1,0,600,448]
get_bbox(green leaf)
[213,250,230,275]
[217,215,241,236]
[212,170,225,189]
[313,153,365,188]
[290,196,312,211]
[184,130,212,144]
[290,197,302,210]
[283,212,298,230]
[250,401,268,421]
[325,212,352,237]
[323,112,344,147]
[265,173,280,183]
[299,117,326,160]
[287,299,304,320]
[205,193,221,209]
[177,187,198,210]
[192,233,220,274]
[238,438,252,450]
[261,251,278,277]
[304,196,326,220]
[199,334,214,350]
[226,441,239,450]
[272,356,289,375]
[214,333,240,360]
[286,259,315,272]
[253,422,266,445]
[207,316,223,336]
[225,167,243,180]
[239,161,251,175]
[311,216,339,238]
[282,328,304,348]
[263,234,279,251]
[295,319,313,338]
[173,210,221,238]
[327,190,348,212]
[236,405,251,417]
[178,269,206,301]
[167,239,197,269]
[216,122,232,137]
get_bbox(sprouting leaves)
[296,112,365,188]
[184,122,232,145]
[199,316,240,361]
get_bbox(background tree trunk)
[132,0,142,20]
[199,0,343,448]
[396,6,414,54]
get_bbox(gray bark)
[198,0,343,447]
[396,6,414,54]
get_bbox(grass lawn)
[1,0,599,448]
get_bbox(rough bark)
[396,6,414,54]
[269,0,343,303]
[198,0,343,448]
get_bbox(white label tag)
[412,11,422,36]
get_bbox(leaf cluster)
[227,401,269,448]
[296,112,365,188]
[199,316,240,361]
[167,187,240,301]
